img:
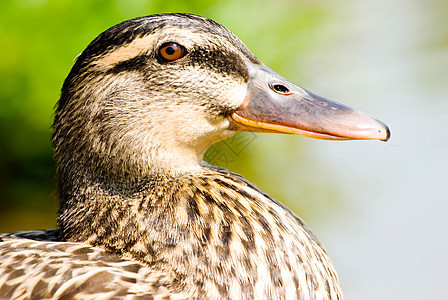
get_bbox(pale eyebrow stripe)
[96,34,157,68]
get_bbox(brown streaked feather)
[0,231,189,299]
[1,168,341,299]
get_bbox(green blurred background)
[1,0,447,299]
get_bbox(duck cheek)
[221,80,248,110]
[169,108,233,150]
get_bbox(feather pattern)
[1,168,341,299]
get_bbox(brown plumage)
[0,13,389,299]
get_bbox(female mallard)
[0,13,389,299]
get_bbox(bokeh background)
[1,0,447,299]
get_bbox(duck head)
[53,13,389,179]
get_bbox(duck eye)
[158,42,186,62]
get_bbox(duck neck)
[56,162,189,243]
[56,165,341,298]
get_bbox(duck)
[0,13,389,299]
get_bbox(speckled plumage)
[1,168,341,299]
[0,13,383,299]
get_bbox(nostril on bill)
[271,84,291,95]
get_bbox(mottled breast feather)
[0,231,190,299]
[0,168,342,299]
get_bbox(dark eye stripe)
[189,46,249,82]
[106,55,150,74]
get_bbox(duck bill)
[231,63,390,141]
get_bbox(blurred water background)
[1,0,447,298]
